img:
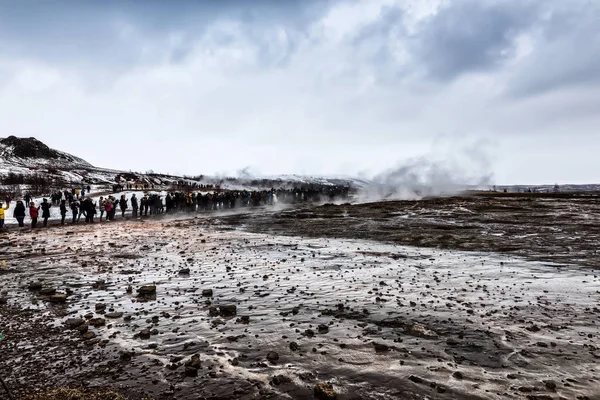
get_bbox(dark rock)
[208,306,219,316]
[314,382,337,400]
[105,312,124,319]
[92,280,106,290]
[373,342,390,353]
[452,371,464,380]
[318,324,329,334]
[303,329,315,338]
[47,294,67,303]
[138,329,151,339]
[137,285,156,296]
[202,289,213,297]
[219,304,237,317]
[28,282,43,291]
[95,303,106,312]
[89,318,106,327]
[544,380,557,390]
[184,354,201,377]
[266,351,280,363]
[270,375,292,386]
[64,318,85,329]
[39,287,56,296]
[446,338,459,345]
[289,342,300,351]
[179,268,190,275]
[0,297,7,305]
[76,324,89,334]
[409,375,424,384]
[82,331,96,340]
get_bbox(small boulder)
[89,318,106,327]
[137,285,156,296]
[314,382,337,400]
[184,354,201,377]
[318,324,329,334]
[95,303,106,312]
[266,351,280,364]
[47,294,67,303]
[28,282,43,291]
[64,318,85,329]
[138,329,151,339]
[202,289,213,297]
[82,331,96,340]
[105,312,124,319]
[219,305,237,317]
[179,268,190,275]
[39,287,56,296]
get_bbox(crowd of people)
[0,185,350,230]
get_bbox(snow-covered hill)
[0,136,367,190]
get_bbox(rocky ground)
[0,192,599,400]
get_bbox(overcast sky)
[0,0,598,184]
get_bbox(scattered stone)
[82,332,96,340]
[47,294,67,303]
[89,318,106,327]
[314,382,337,400]
[95,303,106,312]
[544,380,557,390]
[105,312,124,319]
[318,324,329,334]
[202,289,213,297]
[179,268,190,275]
[184,354,201,377]
[373,342,390,353]
[28,282,43,291]
[270,375,292,386]
[76,324,89,334]
[219,304,237,317]
[39,287,56,296]
[289,342,300,351]
[267,351,280,363]
[452,371,464,380]
[138,329,151,339]
[137,285,156,296]
[64,318,85,329]
[406,323,438,339]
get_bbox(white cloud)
[0,0,598,184]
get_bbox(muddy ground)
[0,192,599,400]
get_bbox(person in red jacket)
[29,202,40,228]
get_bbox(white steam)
[358,139,494,202]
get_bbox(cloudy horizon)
[0,0,598,185]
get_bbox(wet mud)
[0,193,599,400]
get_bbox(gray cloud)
[408,0,540,80]
[0,0,598,184]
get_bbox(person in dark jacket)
[29,202,40,228]
[59,200,67,225]
[41,198,51,227]
[70,201,79,224]
[82,198,95,223]
[13,200,26,227]
[119,195,128,218]
[131,194,138,218]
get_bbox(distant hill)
[0,136,367,192]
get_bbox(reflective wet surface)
[1,204,600,399]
